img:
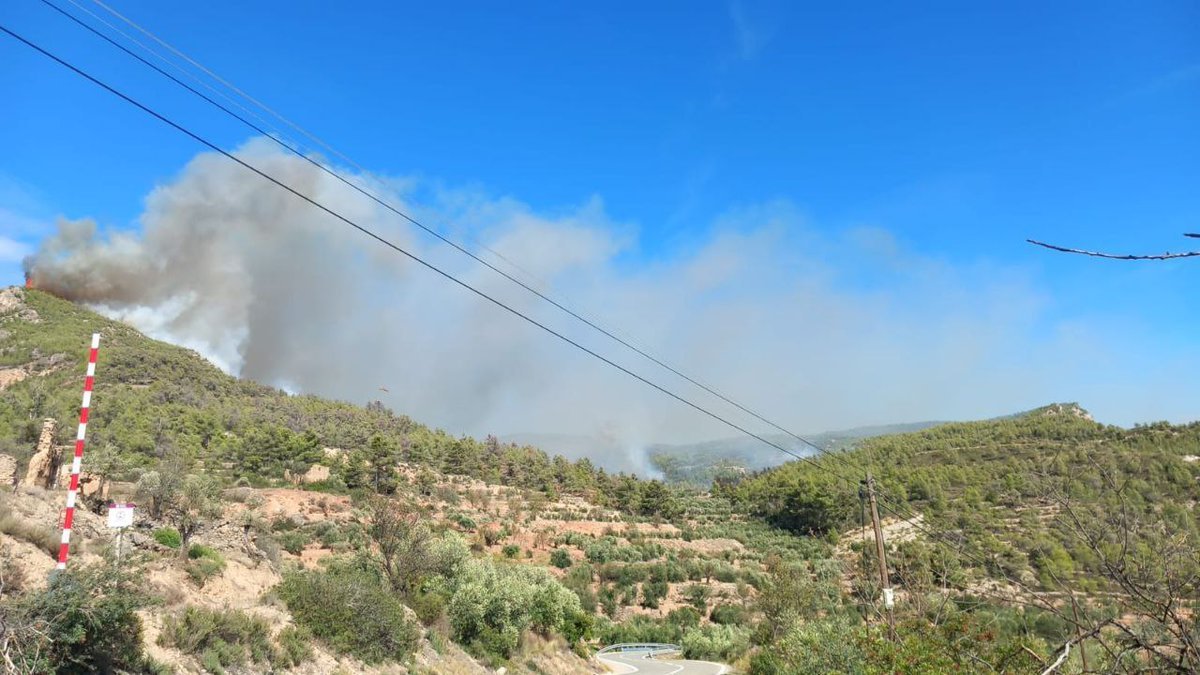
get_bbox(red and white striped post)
[56,332,100,571]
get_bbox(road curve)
[598,651,727,675]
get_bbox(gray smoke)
[24,138,1198,472]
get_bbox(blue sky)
[0,0,1197,431]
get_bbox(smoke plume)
[23,138,1197,472]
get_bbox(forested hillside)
[649,420,943,486]
[2,287,1198,674]
[724,404,1200,671]
[727,403,1199,586]
[0,289,676,517]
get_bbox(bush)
[502,544,521,559]
[154,527,182,549]
[313,521,346,547]
[681,623,751,662]
[412,587,448,626]
[709,603,747,626]
[641,580,669,609]
[445,559,583,661]
[185,545,226,587]
[270,515,301,532]
[274,625,314,668]
[550,548,572,569]
[278,530,310,555]
[594,614,683,646]
[2,564,150,673]
[685,583,711,611]
[187,544,219,560]
[159,606,274,672]
[667,606,702,628]
[277,559,420,663]
[754,615,865,674]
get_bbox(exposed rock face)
[283,463,330,485]
[0,454,16,486]
[303,464,330,483]
[0,287,40,322]
[1037,402,1095,422]
[54,464,108,500]
[0,367,28,390]
[24,418,61,488]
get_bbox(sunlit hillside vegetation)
[2,288,1197,673]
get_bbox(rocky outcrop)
[54,464,108,500]
[23,418,61,489]
[0,287,40,322]
[0,454,16,486]
[0,367,27,390]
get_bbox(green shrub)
[640,580,669,609]
[681,623,751,662]
[278,530,309,555]
[585,539,615,564]
[754,615,865,674]
[502,544,521,559]
[303,477,349,494]
[709,603,747,626]
[314,521,345,547]
[667,606,702,628]
[159,606,273,672]
[277,559,420,663]
[270,516,299,532]
[274,625,314,668]
[2,564,150,673]
[594,614,683,646]
[154,527,182,549]
[187,544,220,560]
[550,548,572,569]
[684,583,710,611]
[186,558,225,587]
[184,545,226,587]
[599,586,618,618]
[446,559,583,661]
[412,587,448,626]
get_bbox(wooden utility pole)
[865,473,895,640]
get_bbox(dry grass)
[0,505,61,558]
[0,516,61,557]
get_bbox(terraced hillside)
[2,286,1198,673]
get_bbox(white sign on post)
[107,502,135,529]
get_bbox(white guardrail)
[596,643,681,656]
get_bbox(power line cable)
[49,0,874,489]
[63,0,545,289]
[68,2,981,557]
[3,25,1060,617]
[0,21,871,494]
[59,0,293,152]
[44,0,952,550]
[87,0,353,172]
[19,6,1030,594]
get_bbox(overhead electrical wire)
[24,0,1036,593]
[0,21,871,492]
[36,0,951,543]
[2,23,1068,619]
[68,0,542,288]
[47,0,870,480]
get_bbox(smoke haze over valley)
[21,139,1198,470]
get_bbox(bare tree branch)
[1027,239,1200,260]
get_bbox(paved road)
[598,651,727,674]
